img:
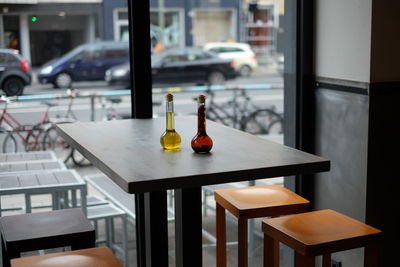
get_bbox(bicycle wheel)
[71,149,92,167]
[2,132,18,153]
[244,109,282,135]
[25,128,44,152]
[267,119,283,135]
[43,126,72,161]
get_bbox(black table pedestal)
[135,191,169,267]
[175,187,203,267]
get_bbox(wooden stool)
[215,185,310,267]
[1,208,95,267]
[10,247,122,267]
[262,209,383,267]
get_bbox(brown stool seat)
[215,185,310,218]
[11,247,122,267]
[215,185,310,267]
[262,209,383,267]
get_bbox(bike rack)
[4,83,281,122]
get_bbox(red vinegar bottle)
[191,95,213,153]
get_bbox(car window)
[103,47,129,59]
[82,48,102,61]
[212,47,244,53]
[163,52,187,63]
[0,53,6,64]
[0,53,18,64]
[187,50,211,61]
[209,47,224,53]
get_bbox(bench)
[85,174,174,222]
[87,203,129,267]
[0,151,57,163]
[0,159,66,175]
[0,169,87,216]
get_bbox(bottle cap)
[198,95,206,104]
[166,93,173,102]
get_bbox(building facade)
[102,0,241,49]
[0,0,101,66]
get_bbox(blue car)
[38,41,129,88]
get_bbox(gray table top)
[56,117,330,193]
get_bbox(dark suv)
[0,49,32,96]
[38,41,129,88]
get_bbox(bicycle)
[1,91,90,166]
[1,95,53,153]
[196,86,283,135]
[41,89,91,166]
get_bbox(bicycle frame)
[0,100,52,150]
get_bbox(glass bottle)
[191,95,213,153]
[160,93,181,150]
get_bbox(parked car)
[203,42,258,77]
[38,41,129,88]
[105,47,237,87]
[0,49,31,96]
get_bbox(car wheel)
[55,72,72,88]
[2,77,25,96]
[239,65,252,77]
[208,71,225,85]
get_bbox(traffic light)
[31,16,37,22]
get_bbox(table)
[56,117,330,267]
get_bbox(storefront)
[102,0,240,49]
[0,1,101,66]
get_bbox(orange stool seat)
[214,185,310,267]
[262,209,383,267]
[11,247,122,267]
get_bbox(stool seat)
[10,247,122,267]
[215,185,310,267]
[1,208,95,267]
[262,209,383,267]
[215,184,310,218]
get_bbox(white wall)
[314,0,372,82]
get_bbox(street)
[1,65,284,151]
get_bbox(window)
[210,47,245,53]
[163,52,187,63]
[186,50,211,61]
[103,47,129,59]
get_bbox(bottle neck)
[197,102,207,135]
[166,100,175,130]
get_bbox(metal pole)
[158,0,165,31]
[90,95,95,121]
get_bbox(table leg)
[25,194,31,213]
[174,187,202,267]
[80,186,87,216]
[135,191,168,267]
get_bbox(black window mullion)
[127,0,153,119]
